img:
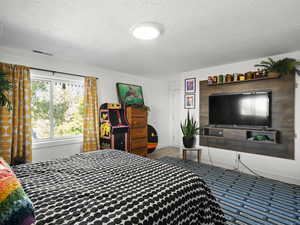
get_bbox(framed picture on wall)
[184,94,195,109]
[116,83,144,105]
[185,78,196,93]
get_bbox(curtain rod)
[30,67,99,79]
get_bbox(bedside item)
[184,78,196,93]
[184,94,195,109]
[182,147,202,163]
[116,83,144,105]
[0,157,35,225]
[126,106,148,157]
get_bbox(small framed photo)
[184,94,195,109]
[185,78,196,93]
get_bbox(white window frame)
[31,71,84,148]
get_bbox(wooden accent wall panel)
[199,74,295,159]
[127,106,148,157]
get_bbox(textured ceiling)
[0,0,300,78]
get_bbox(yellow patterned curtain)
[83,77,100,152]
[0,62,32,164]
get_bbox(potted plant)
[180,111,200,148]
[0,68,12,111]
[255,57,300,78]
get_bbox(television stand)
[201,127,279,144]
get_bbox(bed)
[13,150,225,225]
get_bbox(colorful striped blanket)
[0,157,35,225]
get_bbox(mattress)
[13,150,225,225]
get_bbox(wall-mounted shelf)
[207,75,279,86]
[201,127,279,144]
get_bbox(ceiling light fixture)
[131,22,163,40]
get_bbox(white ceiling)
[0,0,300,78]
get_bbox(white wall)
[0,46,170,162]
[169,51,300,185]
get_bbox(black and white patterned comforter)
[13,150,225,225]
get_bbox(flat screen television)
[209,91,272,127]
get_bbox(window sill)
[32,136,83,149]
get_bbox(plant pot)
[183,136,196,148]
[267,72,280,78]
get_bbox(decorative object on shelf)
[245,71,253,80]
[0,68,12,111]
[238,73,245,81]
[184,78,196,93]
[255,57,300,77]
[225,74,233,83]
[213,76,218,84]
[218,75,224,84]
[99,103,129,151]
[233,73,238,81]
[207,66,282,86]
[147,124,158,153]
[184,94,195,109]
[208,76,213,85]
[253,70,258,79]
[251,135,269,141]
[254,68,266,79]
[180,111,200,148]
[116,83,144,105]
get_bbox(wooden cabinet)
[126,106,148,157]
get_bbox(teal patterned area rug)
[158,157,300,225]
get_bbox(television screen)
[209,91,271,127]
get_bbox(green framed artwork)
[116,83,144,105]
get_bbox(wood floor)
[149,147,181,160]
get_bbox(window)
[31,70,84,141]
